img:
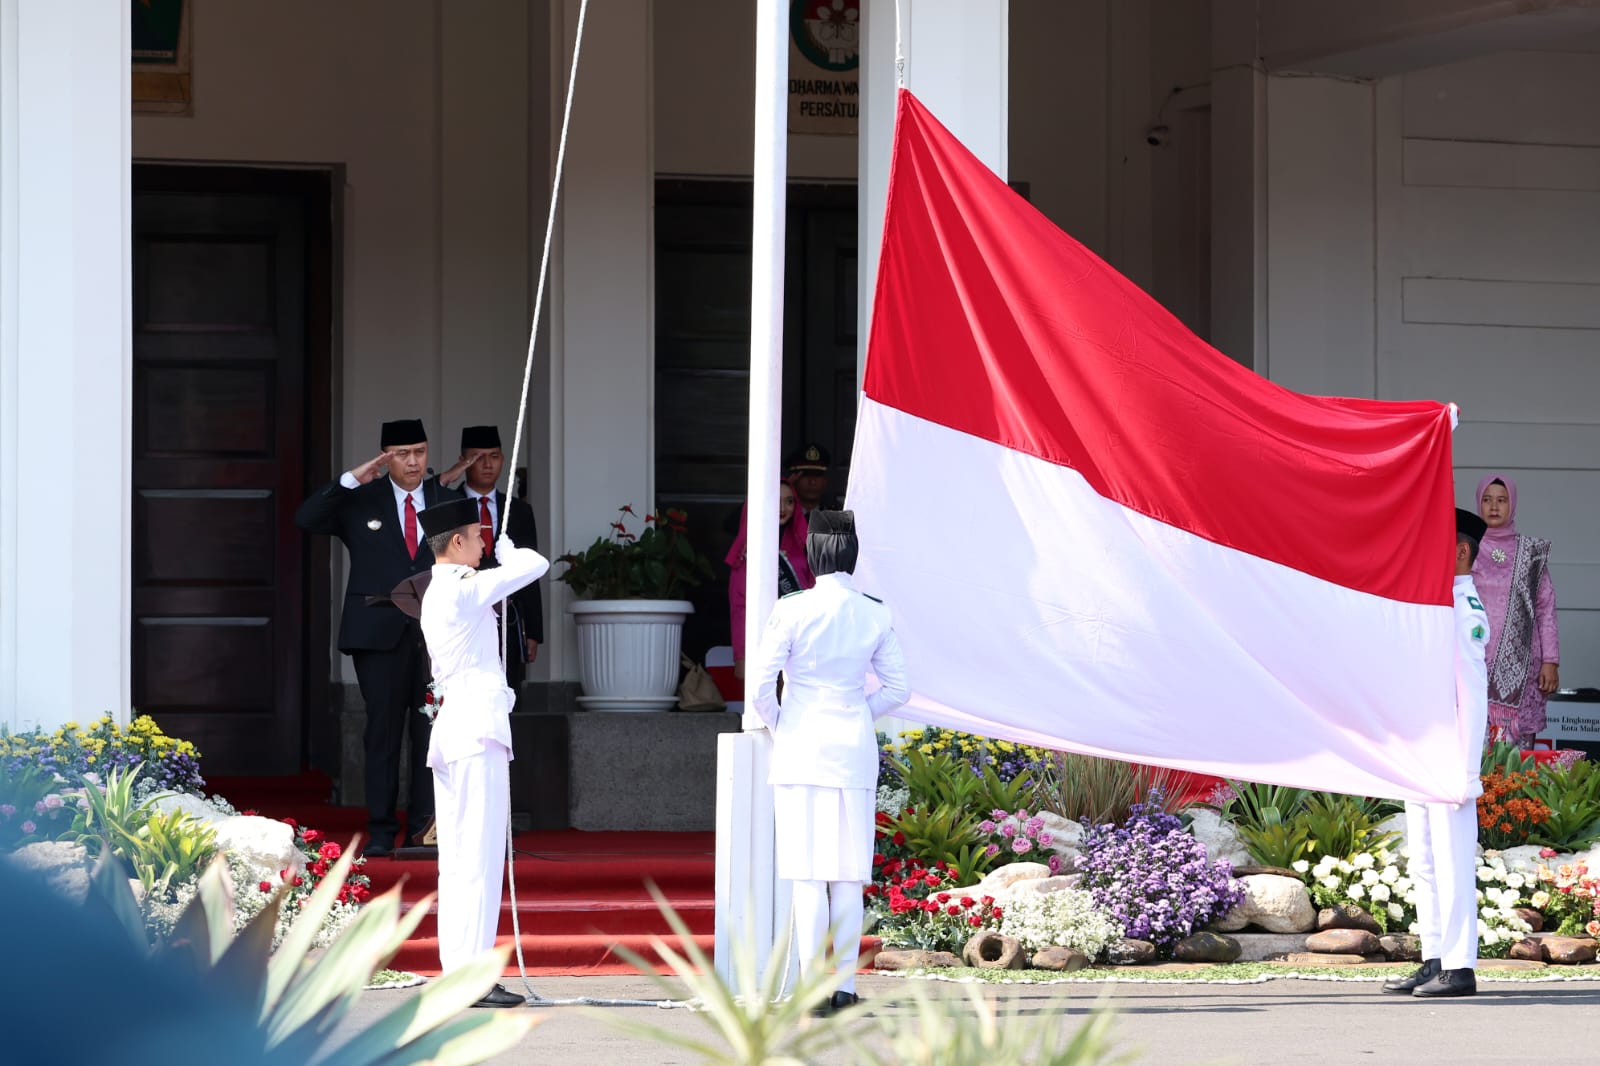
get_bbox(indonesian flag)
[850,90,1470,804]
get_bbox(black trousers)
[351,621,434,846]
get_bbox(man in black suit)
[295,419,458,856]
[436,425,545,692]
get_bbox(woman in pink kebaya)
[727,480,815,676]
[1473,474,1560,748]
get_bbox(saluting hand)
[350,451,394,485]
[438,449,488,488]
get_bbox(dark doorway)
[131,166,333,775]
[654,180,857,660]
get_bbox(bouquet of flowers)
[867,855,1003,953]
[1527,853,1600,937]
[1076,794,1244,954]
[1299,847,1416,934]
[999,887,1123,957]
[977,808,1064,874]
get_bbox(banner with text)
[789,0,860,136]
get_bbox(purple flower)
[1037,831,1054,848]
[0,804,13,818]
[33,801,46,814]
[1000,823,1016,838]
[42,794,63,809]
[985,844,1001,858]
[1015,809,1030,821]
[1011,837,1033,854]
[978,820,997,834]
[20,820,36,834]
[991,809,1007,820]
[1026,816,1045,834]
[1048,854,1063,874]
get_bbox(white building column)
[1209,0,1267,371]
[0,0,132,732]
[548,0,654,679]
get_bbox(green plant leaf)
[335,948,518,1066]
[265,887,403,1046]
[263,839,363,1017]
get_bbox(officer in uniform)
[750,509,910,1015]
[1384,507,1491,998]
[785,442,839,520]
[416,496,549,1007]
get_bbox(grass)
[877,962,1600,984]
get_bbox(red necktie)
[479,497,495,558]
[404,494,418,559]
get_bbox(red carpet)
[208,772,715,976]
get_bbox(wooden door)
[131,168,329,775]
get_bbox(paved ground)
[328,971,1600,1064]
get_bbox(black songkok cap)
[786,442,831,473]
[808,509,854,536]
[460,425,501,451]
[1456,507,1487,545]
[418,497,481,538]
[380,419,427,448]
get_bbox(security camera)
[1145,125,1171,148]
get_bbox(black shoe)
[361,839,394,859]
[1413,968,1476,998]
[810,997,833,1018]
[830,991,862,1012]
[1381,958,1440,995]
[472,984,526,1008]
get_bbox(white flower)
[1337,860,1354,875]
[1408,921,1419,934]
[1369,884,1391,903]
[1505,873,1525,890]
[1354,853,1376,870]
[1320,876,1342,891]
[1361,869,1381,886]
[1388,903,1404,920]
[1292,859,1310,874]
[1380,866,1400,885]
[1476,867,1495,883]
[1532,891,1551,909]
[1347,884,1366,900]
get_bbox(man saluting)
[416,496,549,1007]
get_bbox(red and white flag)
[850,90,1469,803]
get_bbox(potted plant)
[557,505,715,711]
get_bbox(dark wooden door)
[131,168,329,775]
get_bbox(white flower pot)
[568,599,694,712]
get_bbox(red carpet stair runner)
[209,773,715,976]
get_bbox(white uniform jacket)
[751,571,911,788]
[421,535,549,770]
[1455,573,1491,799]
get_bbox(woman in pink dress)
[727,480,815,676]
[1473,474,1560,747]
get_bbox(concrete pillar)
[1209,0,1267,370]
[859,0,1009,372]
[549,0,654,679]
[0,0,132,731]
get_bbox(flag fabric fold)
[850,90,1467,803]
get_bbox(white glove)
[495,532,516,563]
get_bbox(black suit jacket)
[482,491,545,644]
[295,475,461,653]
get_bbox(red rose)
[991,907,1003,919]
[936,893,951,904]
[279,869,290,881]
[923,900,939,913]
[291,875,304,887]
[319,842,342,861]
[873,853,885,866]
[968,915,982,927]
[302,828,324,844]
[258,881,272,893]
[310,860,330,878]
[935,860,948,871]
[981,895,995,906]
[875,812,891,825]
[960,897,975,908]
[282,818,297,829]
[925,873,940,886]
[863,884,879,897]
[891,832,906,846]
[947,905,961,916]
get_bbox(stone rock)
[1305,929,1381,955]
[1106,938,1157,965]
[1540,936,1598,965]
[1513,908,1544,933]
[1030,946,1090,972]
[1186,808,1251,867]
[211,815,303,881]
[1509,938,1546,962]
[962,931,1028,970]
[873,949,962,971]
[1034,812,1085,866]
[153,792,226,825]
[1015,874,1084,895]
[1279,952,1367,967]
[1380,934,1422,962]
[1214,874,1316,934]
[1228,933,1311,961]
[1230,865,1302,879]
[1499,845,1566,873]
[1317,904,1382,936]
[4,841,92,903]
[1172,932,1241,963]
[962,861,1052,902]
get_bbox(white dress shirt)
[339,469,426,530]
[465,486,500,535]
[751,571,911,788]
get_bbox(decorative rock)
[1015,874,1084,895]
[1229,865,1302,879]
[873,949,962,971]
[1186,808,1252,867]
[1509,938,1546,962]
[1279,952,1367,966]
[962,861,1052,903]
[153,792,226,825]
[1030,946,1091,972]
[1380,934,1422,962]
[1513,908,1544,933]
[1305,928,1381,955]
[1034,812,1085,866]
[1317,904,1382,936]
[211,815,303,882]
[1540,936,1598,965]
[1227,932,1311,961]
[1214,874,1316,934]
[1106,938,1157,965]
[962,931,1028,970]
[1173,932,1241,963]
[4,842,92,903]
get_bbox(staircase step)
[389,932,720,977]
[363,855,716,900]
[406,897,716,939]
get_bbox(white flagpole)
[713,0,789,985]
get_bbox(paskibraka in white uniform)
[1405,574,1490,972]
[751,570,911,882]
[420,534,548,974]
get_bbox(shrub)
[1477,766,1551,849]
[555,504,714,599]
[1303,847,1415,934]
[1041,753,1183,828]
[999,888,1124,957]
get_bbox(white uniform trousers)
[433,741,510,974]
[1405,799,1479,971]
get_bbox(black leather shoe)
[1381,958,1440,995]
[810,997,833,1018]
[1413,968,1476,998]
[472,984,526,1008]
[830,991,862,1012]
